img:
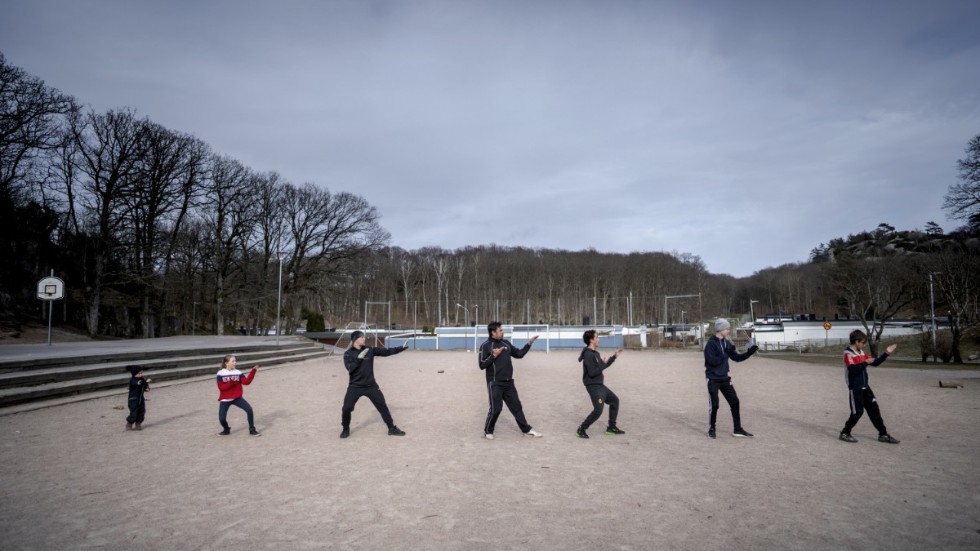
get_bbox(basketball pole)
[47,298,53,346]
[47,269,54,346]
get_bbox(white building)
[750,319,923,350]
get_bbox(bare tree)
[69,108,147,336]
[943,134,980,232]
[0,53,78,198]
[832,255,917,355]
[124,122,209,337]
[201,155,256,335]
[250,172,289,333]
[927,244,980,363]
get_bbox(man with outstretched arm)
[340,330,408,438]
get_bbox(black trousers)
[581,384,619,430]
[126,396,145,424]
[484,380,532,434]
[707,379,742,430]
[342,386,394,429]
[843,386,888,435]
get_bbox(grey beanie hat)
[714,318,731,332]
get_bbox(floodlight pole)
[750,299,759,325]
[474,304,479,351]
[665,293,702,347]
[276,251,286,346]
[456,303,469,351]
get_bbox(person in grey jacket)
[576,329,624,438]
[704,318,758,439]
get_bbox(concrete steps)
[0,337,331,408]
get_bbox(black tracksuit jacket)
[478,338,532,382]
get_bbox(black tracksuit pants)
[581,384,619,430]
[126,395,146,424]
[484,379,532,434]
[342,386,394,429]
[842,386,888,435]
[707,378,742,431]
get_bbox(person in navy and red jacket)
[216,355,260,436]
[839,330,900,444]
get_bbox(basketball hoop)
[37,275,65,346]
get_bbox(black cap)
[125,365,142,375]
[350,331,364,344]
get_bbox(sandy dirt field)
[1,349,978,550]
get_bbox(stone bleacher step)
[0,349,332,408]
[0,344,324,389]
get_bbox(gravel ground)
[1,349,978,550]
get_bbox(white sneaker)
[525,429,543,438]
[484,433,494,440]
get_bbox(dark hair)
[849,330,867,345]
[583,329,596,344]
[487,321,502,336]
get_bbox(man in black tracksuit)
[576,329,625,438]
[838,329,900,444]
[478,321,542,439]
[704,318,758,439]
[341,330,408,438]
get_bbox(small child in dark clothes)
[125,365,151,430]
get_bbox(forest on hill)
[2,53,979,360]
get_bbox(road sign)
[823,322,832,331]
[37,276,65,301]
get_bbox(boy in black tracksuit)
[341,330,408,438]
[839,329,900,444]
[576,329,624,438]
[704,318,758,438]
[478,321,543,439]
[125,365,151,430]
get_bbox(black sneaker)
[839,432,857,443]
[388,426,406,436]
[733,428,754,438]
[218,428,231,436]
[576,426,589,439]
[605,426,625,435]
[708,427,716,439]
[878,434,900,444]
[340,428,350,439]
[249,427,261,436]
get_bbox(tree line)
[2,53,978,361]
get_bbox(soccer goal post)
[505,324,550,353]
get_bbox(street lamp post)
[474,304,479,351]
[276,251,286,346]
[929,273,938,363]
[749,299,759,325]
[192,302,199,336]
[456,303,470,351]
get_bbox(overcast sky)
[3,1,979,277]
